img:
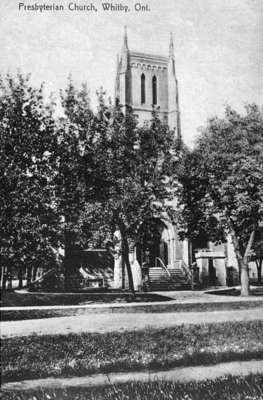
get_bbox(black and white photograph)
[0,0,263,398]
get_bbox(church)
[111,28,258,291]
[115,27,181,139]
[113,28,192,291]
[29,28,259,293]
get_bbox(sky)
[0,0,262,146]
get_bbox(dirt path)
[2,359,263,392]
[1,308,263,338]
[2,289,263,310]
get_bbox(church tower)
[115,27,181,140]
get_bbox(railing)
[179,260,192,284]
[155,257,178,285]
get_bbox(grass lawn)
[0,291,172,308]
[208,287,263,296]
[1,293,263,321]
[2,375,263,399]
[2,321,263,383]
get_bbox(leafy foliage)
[0,75,181,291]
[84,98,181,290]
[178,105,263,295]
[0,74,59,288]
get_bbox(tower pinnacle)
[169,32,174,58]
[123,25,128,49]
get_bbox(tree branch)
[244,224,257,261]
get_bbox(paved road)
[2,359,263,391]
[1,308,263,338]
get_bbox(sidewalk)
[1,308,263,338]
[2,288,263,311]
[2,359,263,392]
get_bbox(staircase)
[148,260,192,291]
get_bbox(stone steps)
[149,267,191,291]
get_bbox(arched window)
[141,74,145,104]
[152,75,157,105]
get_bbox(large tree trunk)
[63,231,76,292]
[0,261,2,289]
[113,230,123,289]
[122,254,125,289]
[7,270,13,290]
[230,226,256,296]
[32,265,38,281]
[119,228,135,294]
[18,266,23,289]
[239,259,250,296]
[27,265,32,286]
[256,259,262,282]
[2,266,7,291]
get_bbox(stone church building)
[111,28,259,291]
[113,28,191,291]
[115,27,181,139]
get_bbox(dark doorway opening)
[136,219,168,268]
[208,258,216,286]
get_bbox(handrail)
[179,260,192,283]
[154,257,193,286]
[155,257,177,284]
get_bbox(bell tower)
[115,28,181,140]
[167,33,181,138]
[115,26,130,108]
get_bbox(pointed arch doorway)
[136,219,169,268]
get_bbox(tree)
[178,105,263,296]
[56,79,93,287]
[57,81,114,288]
[87,96,180,292]
[0,75,181,293]
[250,229,263,282]
[0,74,59,289]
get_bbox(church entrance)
[208,258,216,286]
[136,219,168,268]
